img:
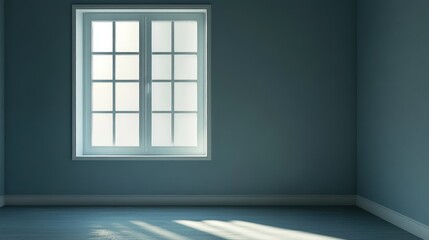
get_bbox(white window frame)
[72,5,211,160]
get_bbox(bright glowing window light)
[111,223,155,239]
[131,221,191,240]
[231,221,344,240]
[203,220,275,240]
[91,229,122,238]
[175,220,344,240]
[176,220,249,240]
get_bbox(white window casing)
[73,5,210,160]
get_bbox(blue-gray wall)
[358,0,429,226]
[5,0,356,195]
[0,0,5,198]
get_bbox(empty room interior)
[0,0,428,239]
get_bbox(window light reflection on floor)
[131,220,192,240]
[112,223,156,240]
[90,220,344,240]
[175,220,344,240]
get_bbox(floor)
[0,206,420,240]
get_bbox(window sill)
[73,154,210,161]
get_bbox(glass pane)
[152,113,172,146]
[92,55,112,80]
[116,113,139,146]
[92,21,112,52]
[152,55,171,80]
[116,55,139,80]
[174,113,198,146]
[92,113,113,146]
[174,21,198,52]
[152,82,171,111]
[152,21,172,52]
[116,21,139,52]
[174,55,197,80]
[116,83,139,111]
[174,82,197,111]
[92,82,112,111]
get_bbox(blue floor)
[0,206,420,239]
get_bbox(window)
[73,6,210,159]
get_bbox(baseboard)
[357,196,429,240]
[5,195,355,206]
[0,196,4,207]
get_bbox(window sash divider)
[152,79,197,82]
[140,16,147,152]
[93,111,140,114]
[112,21,117,146]
[92,52,139,55]
[93,80,139,82]
[152,52,197,55]
[171,20,176,145]
[152,110,197,114]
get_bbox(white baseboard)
[5,195,355,206]
[0,196,4,207]
[357,196,429,240]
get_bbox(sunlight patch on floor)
[112,223,156,240]
[90,228,125,240]
[175,220,344,240]
[131,220,193,240]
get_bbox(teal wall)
[0,0,4,197]
[357,0,429,225]
[5,0,356,195]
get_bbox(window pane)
[92,21,113,52]
[116,21,139,52]
[92,55,113,80]
[152,82,171,111]
[116,113,139,146]
[174,82,197,111]
[116,55,139,80]
[174,21,198,52]
[174,55,197,80]
[152,113,172,146]
[92,113,113,146]
[92,82,112,111]
[174,113,197,146]
[116,83,139,111]
[152,21,172,52]
[152,55,171,80]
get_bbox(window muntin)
[74,7,209,159]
